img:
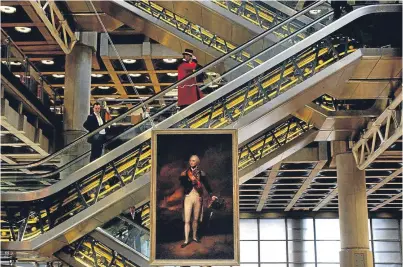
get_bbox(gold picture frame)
[150,129,239,266]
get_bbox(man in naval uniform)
[179,155,217,248]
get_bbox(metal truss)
[58,235,137,267]
[128,0,261,65]
[370,192,402,211]
[213,0,305,40]
[352,92,402,170]
[29,0,77,54]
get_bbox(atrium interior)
[0,1,402,267]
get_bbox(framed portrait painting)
[150,129,239,266]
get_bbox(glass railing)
[102,216,151,258]
[0,1,330,179]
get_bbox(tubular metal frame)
[352,92,402,170]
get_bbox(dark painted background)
[155,133,235,260]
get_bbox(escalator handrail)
[2,4,400,202]
[1,102,177,180]
[0,1,325,171]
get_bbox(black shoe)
[193,238,200,243]
[181,242,190,248]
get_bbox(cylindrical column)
[60,43,93,178]
[336,152,373,267]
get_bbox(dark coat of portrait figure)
[152,132,237,263]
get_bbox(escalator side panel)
[235,50,363,146]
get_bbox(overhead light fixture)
[15,26,31,33]
[209,84,219,88]
[10,61,21,65]
[15,74,20,78]
[163,58,177,63]
[98,86,110,89]
[0,6,16,14]
[129,73,142,77]
[52,74,65,78]
[134,85,146,89]
[123,59,136,64]
[167,72,178,77]
[91,73,104,78]
[41,59,54,65]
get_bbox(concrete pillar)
[336,148,373,267]
[61,32,97,178]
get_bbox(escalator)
[157,0,328,45]
[1,3,400,257]
[1,1,327,188]
[100,0,323,67]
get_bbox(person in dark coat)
[331,1,353,20]
[177,49,204,110]
[179,155,217,248]
[83,102,107,161]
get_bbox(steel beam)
[352,92,402,170]
[366,167,403,196]
[256,163,281,211]
[313,188,338,211]
[285,160,327,211]
[29,0,77,54]
[370,192,402,211]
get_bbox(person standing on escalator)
[331,1,353,20]
[83,102,107,161]
[177,49,204,110]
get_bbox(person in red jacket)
[177,49,204,110]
